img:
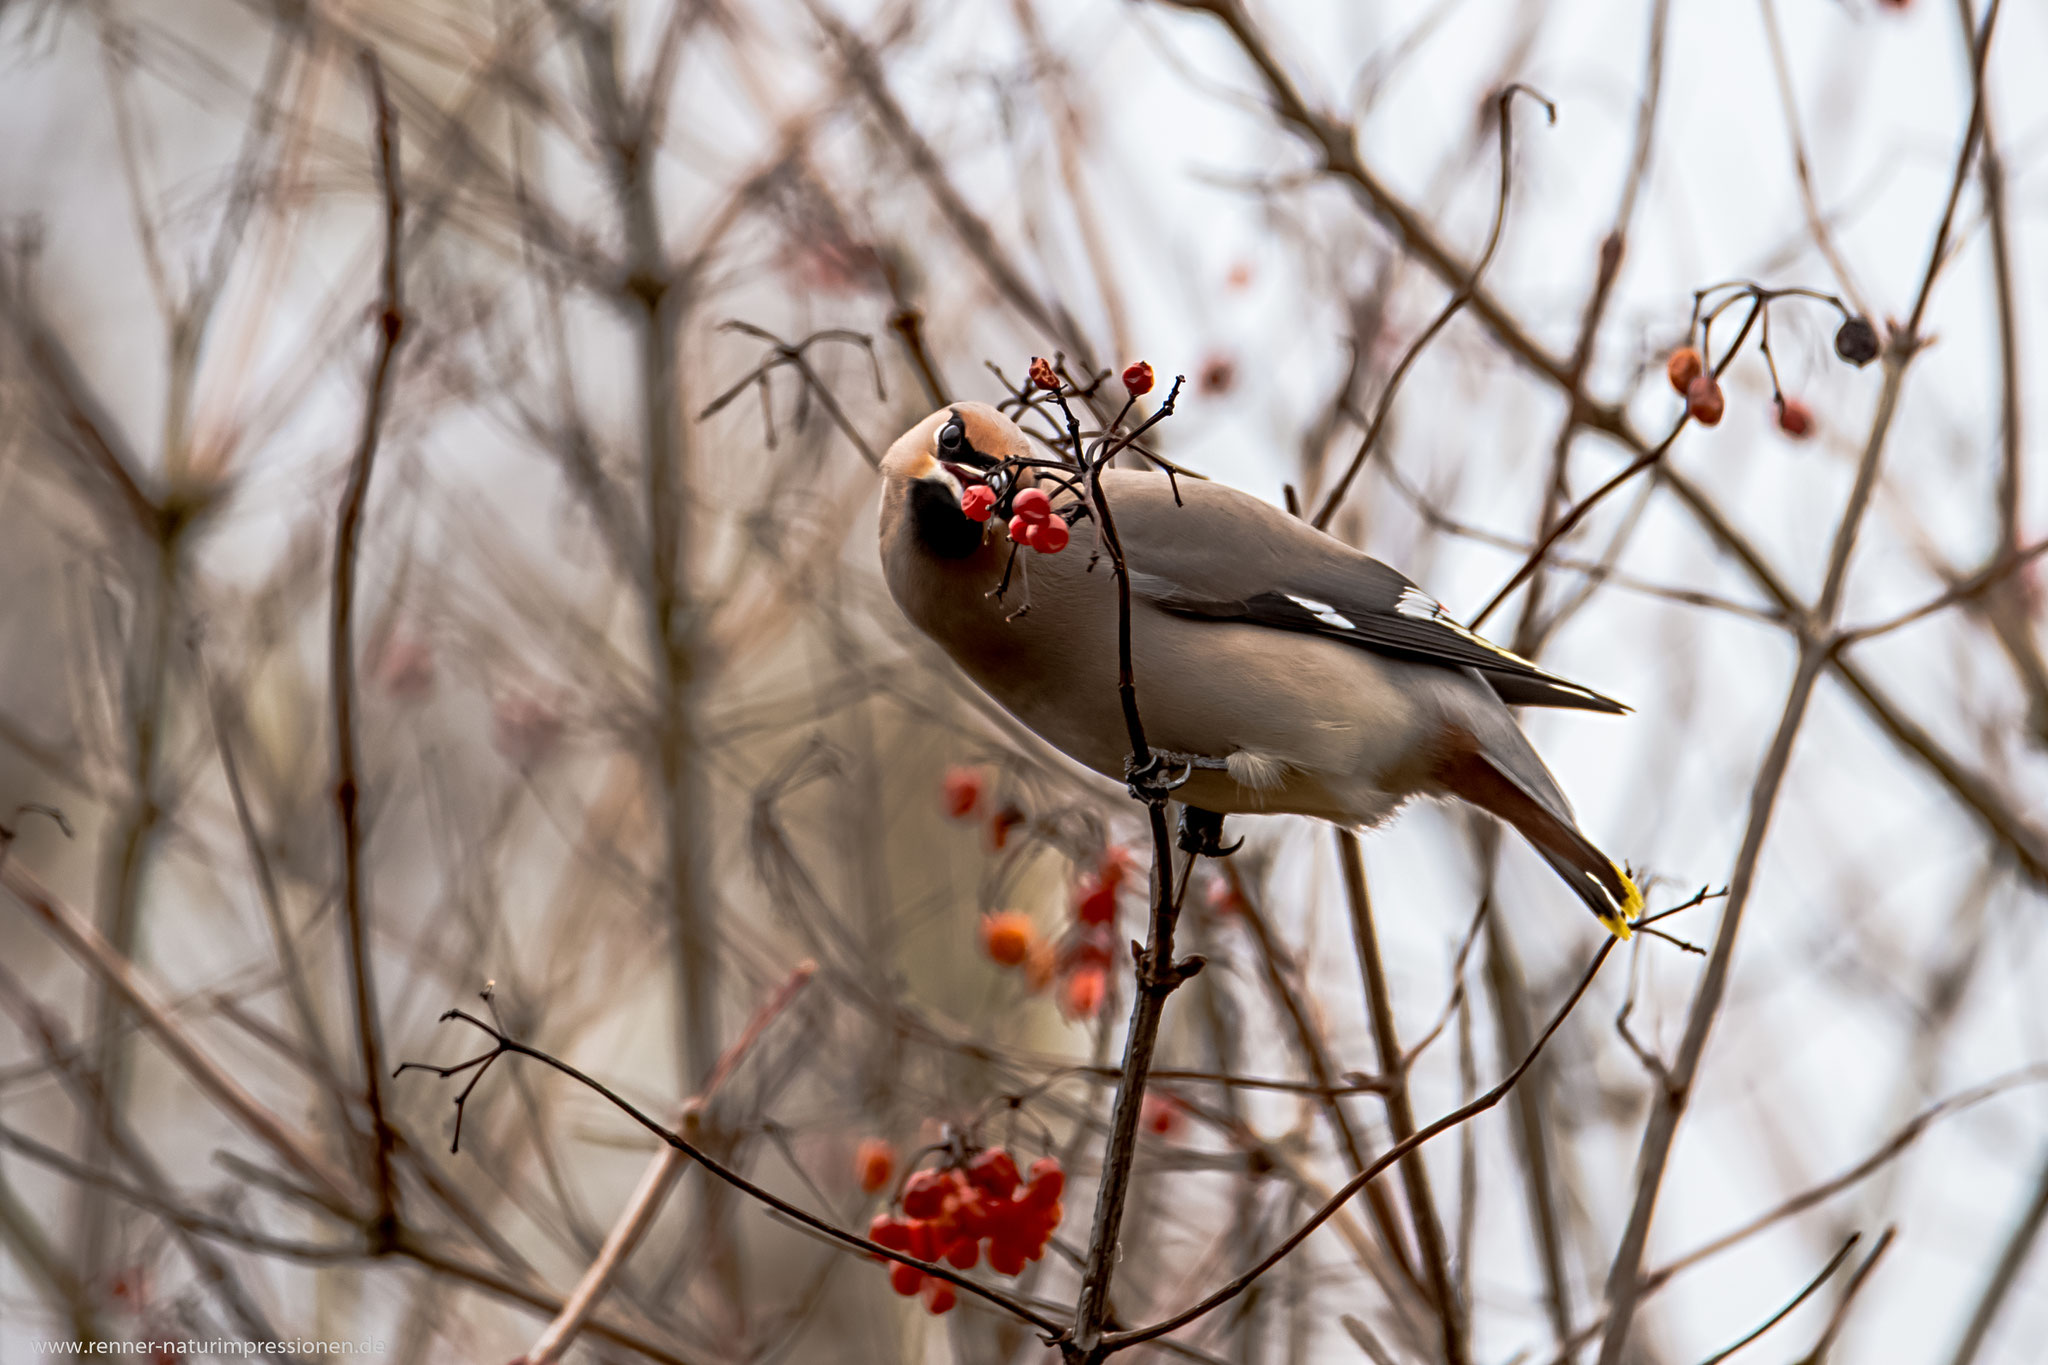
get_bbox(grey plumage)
[879,402,1641,935]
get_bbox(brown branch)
[1339,834,1466,1365]
[1311,83,1552,532]
[331,48,409,1248]
[1694,1233,1860,1365]
[1595,8,2003,1330]
[1102,936,1619,1353]
[1946,1148,2048,1365]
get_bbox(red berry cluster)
[1006,487,1070,555]
[1048,846,1137,1019]
[869,1150,1066,1315]
[940,765,1028,850]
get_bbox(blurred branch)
[1945,1148,2048,1365]
[2,859,356,1211]
[524,962,817,1364]
[1312,82,1553,532]
[331,48,409,1248]
[1105,935,1619,1352]
[1338,835,1464,1364]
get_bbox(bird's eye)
[937,418,964,453]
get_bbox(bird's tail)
[1438,743,1641,939]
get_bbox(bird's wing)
[1096,469,1627,715]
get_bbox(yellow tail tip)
[1601,861,1645,940]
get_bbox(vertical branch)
[1340,834,1467,1365]
[331,48,408,1246]
[1946,1149,2048,1365]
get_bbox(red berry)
[871,1214,912,1251]
[902,1170,948,1219]
[1074,877,1117,926]
[906,1217,937,1260]
[1098,845,1136,890]
[1122,361,1155,398]
[1686,374,1725,426]
[945,1235,980,1269]
[1776,397,1815,438]
[1028,357,1059,390]
[1011,487,1052,521]
[1204,876,1245,916]
[1143,1093,1182,1136]
[923,1280,958,1315]
[942,767,983,820]
[959,484,997,521]
[1024,1158,1066,1206]
[988,1238,1027,1276]
[989,806,1025,851]
[1007,513,1035,545]
[967,1149,1022,1200]
[1666,346,1703,395]
[980,911,1035,967]
[890,1261,925,1296]
[856,1138,896,1194]
[1032,519,1070,554]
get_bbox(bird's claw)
[1124,752,1192,801]
[1177,806,1242,857]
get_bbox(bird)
[877,400,1641,938]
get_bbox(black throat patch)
[908,478,987,560]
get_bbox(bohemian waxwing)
[878,400,1642,938]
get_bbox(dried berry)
[959,483,996,522]
[1775,397,1815,439]
[942,767,984,820]
[980,911,1035,967]
[1686,374,1725,427]
[1028,356,1059,390]
[1143,1093,1182,1136]
[1198,352,1236,395]
[1665,346,1703,395]
[1835,316,1880,367]
[1122,361,1155,398]
[856,1138,896,1194]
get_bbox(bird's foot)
[1123,750,1226,803]
[1177,806,1243,857]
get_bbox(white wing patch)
[1286,594,1355,630]
[1395,587,1537,665]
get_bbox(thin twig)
[331,48,409,1246]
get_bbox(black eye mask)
[937,410,997,469]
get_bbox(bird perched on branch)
[878,400,1641,938]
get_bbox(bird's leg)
[1123,750,1227,804]
[1176,805,1243,858]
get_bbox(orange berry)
[1028,356,1059,390]
[1686,374,1725,426]
[1024,939,1057,993]
[942,767,983,819]
[1062,967,1106,1019]
[855,1138,896,1194]
[980,911,1035,968]
[1666,346,1703,395]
